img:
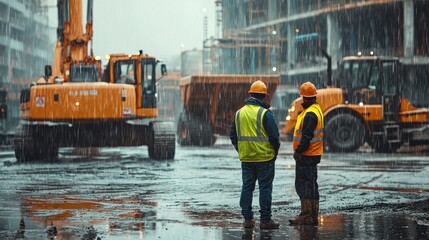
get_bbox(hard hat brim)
[249,90,269,96]
[301,94,317,97]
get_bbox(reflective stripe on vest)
[293,103,324,156]
[235,105,275,162]
[236,107,269,142]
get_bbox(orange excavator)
[14,0,175,161]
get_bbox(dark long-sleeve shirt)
[230,97,280,156]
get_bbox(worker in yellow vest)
[230,80,280,230]
[289,81,324,225]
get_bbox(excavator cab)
[141,58,157,109]
[104,53,167,118]
[113,60,136,84]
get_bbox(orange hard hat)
[300,81,317,97]
[248,80,269,95]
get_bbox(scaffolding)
[204,0,279,75]
[249,0,266,25]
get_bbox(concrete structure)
[0,0,53,127]
[211,0,429,87]
[181,49,204,77]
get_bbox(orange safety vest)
[293,103,324,156]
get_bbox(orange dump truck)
[177,75,280,146]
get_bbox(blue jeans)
[240,160,275,222]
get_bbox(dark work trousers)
[295,156,319,200]
[240,160,275,222]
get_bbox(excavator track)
[13,124,59,162]
[148,121,175,160]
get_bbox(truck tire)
[177,114,191,146]
[325,113,365,152]
[188,117,214,146]
[177,113,215,147]
[148,122,175,160]
[14,125,59,162]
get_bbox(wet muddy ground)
[0,138,428,239]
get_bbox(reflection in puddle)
[223,214,429,240]
[20,195,158,239]
[185,210,241,228]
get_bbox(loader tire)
[148,121,175,160]
[325,113,365,153]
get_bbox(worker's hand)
[293,151,301,161]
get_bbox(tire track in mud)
[327,174,384,194]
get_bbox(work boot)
[260,220,280,229]
[243,218,255,228]
[312,199,319,225]
[289,199,313,225]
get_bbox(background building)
[181,49,204,77]
[209,0,429,87]
[0,0,53,129]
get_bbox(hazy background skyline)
[47,0,216,69]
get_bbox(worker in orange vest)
[290,81,324,225]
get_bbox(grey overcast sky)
[48,0,215,67]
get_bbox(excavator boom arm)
[51,0,97,82]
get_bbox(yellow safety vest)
[235,105,276,162]
[293,103,324,156]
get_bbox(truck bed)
[179,75,279,136]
